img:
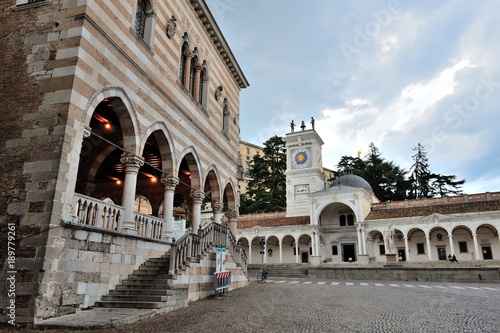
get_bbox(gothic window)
[222,99,229,136]
[189,55,198,93]
[133,0,154,46]
[134,0,147,38]
[199,66,207,105]
[180,42,188,84]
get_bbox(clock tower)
[285,128,325,217]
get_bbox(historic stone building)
[0,0,249,325]
[237,129,500,266]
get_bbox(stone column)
[295,242,299,263]
[120,154,144,234]
[193,64,203,101]
[357,227,363,256]
[161,175,179,241]
[212,202,223,224]
[190,190,204,233]
[425,235,433,260]
[472,233,480,260]
[448,234,456,257]
[182,51,194,88]
[404,236,410,261]
[361,228,367,255]
[248,243,252,264]
[279,240,283,263]
[227,210,238,238]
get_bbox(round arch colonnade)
[71,86,240,240]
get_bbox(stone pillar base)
[122,226,138,235]
[309,256,321,266]
[357,254,369,265]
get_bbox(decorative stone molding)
[212,202,223,213]
[190,190,205,203]
[161,175,179,191]
[215,85,223,100]
[226,209,239,220]
[120,154,144,173]
[166,15,177,39]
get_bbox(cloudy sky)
[206,0,500,195]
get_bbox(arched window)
[347,214,354,226]
[180,42,188,84]
[133,0,154,45]
[339,215,346,226]
[189,55,198,93]
[134,0,147,38]
[199,66,206,104]
[222,99,229,136]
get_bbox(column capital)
[190,190,205,203]
[120,154,144,173]
[212,202,223,213]
[184,50,194,58]
[194,63,203,71]
[226,209,239,220]
[161,175,179,191]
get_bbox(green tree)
[408,143,433,198]
[240,135,286,213]
[408,143,465,198]
[334,143,409,202]
[362,143,409,201]
[431,174,466,197]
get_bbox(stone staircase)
[95,253,188,310]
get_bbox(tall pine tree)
[240,135,286,213]
[408,143,465,198]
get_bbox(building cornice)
[188,0,249,89]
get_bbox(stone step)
[123,276,173,284]
[109,289,173,296]
[94,301,164,309]
[142,261,170,268]
[131,268,168,276]
[118,282,172,289]
[147,257,170,263]
[101,294,169,302]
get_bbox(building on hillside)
[236,129,500,265]
[0,0,248,325]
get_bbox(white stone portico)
[237,129,500,265]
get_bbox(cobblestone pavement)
[2,278,500,333]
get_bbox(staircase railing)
[169,222,247,275]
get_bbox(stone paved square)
[2,278,500,333]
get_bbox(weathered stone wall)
[36,224,170,321]
[0,1,81,324]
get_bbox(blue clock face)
[295,151,308,165]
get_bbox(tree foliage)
[335,142,465,201]
[336,143,409,202]
[240,135,286,213]
[408,143,465,199]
